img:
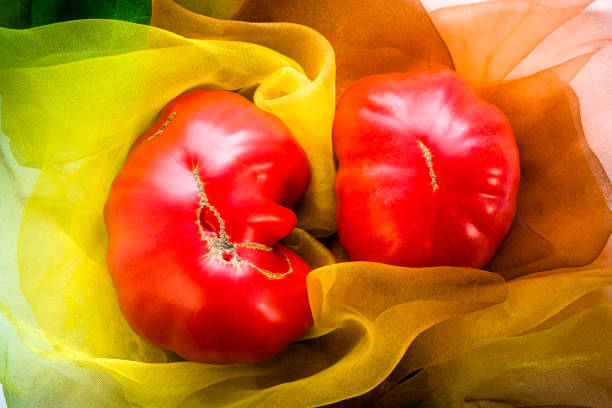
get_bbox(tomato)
[333,68,520,268]
[104,89,313,364]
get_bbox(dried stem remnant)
[417,140,439,192]
[145,112,176,142]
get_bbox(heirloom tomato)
[333,68,520,268]
[105,89,313,364]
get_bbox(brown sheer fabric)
[429,0,594,82]
[233,0,454,98]
[485,64,612,278]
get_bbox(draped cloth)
[1,0,611,406]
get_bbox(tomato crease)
[191,164,294,280]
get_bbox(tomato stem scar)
[191,165,293,280]
[145,112,176,143]
[417,140,439,192]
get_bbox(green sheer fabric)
[0,0,151,28]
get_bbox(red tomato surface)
[105,89,313,364]
[333,68,520,268]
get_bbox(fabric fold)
[1,1,611,407]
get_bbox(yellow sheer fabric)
[421,305,612,407]
[0,0,611,407]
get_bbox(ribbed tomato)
[333,68,520,268]
[105,89,313,364]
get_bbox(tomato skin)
[333,68,520,268]
[104,90,312,364]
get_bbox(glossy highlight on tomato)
[105,89,313,364]
[333,68,520,268]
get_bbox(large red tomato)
[105,89,313,364]
[333,68,520,268]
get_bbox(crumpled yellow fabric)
[1,1,612,407]
[420,305,612,408]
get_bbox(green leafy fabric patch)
[0,0,151,28]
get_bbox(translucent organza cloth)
[0,0,151,28]
[1,0,611,407]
